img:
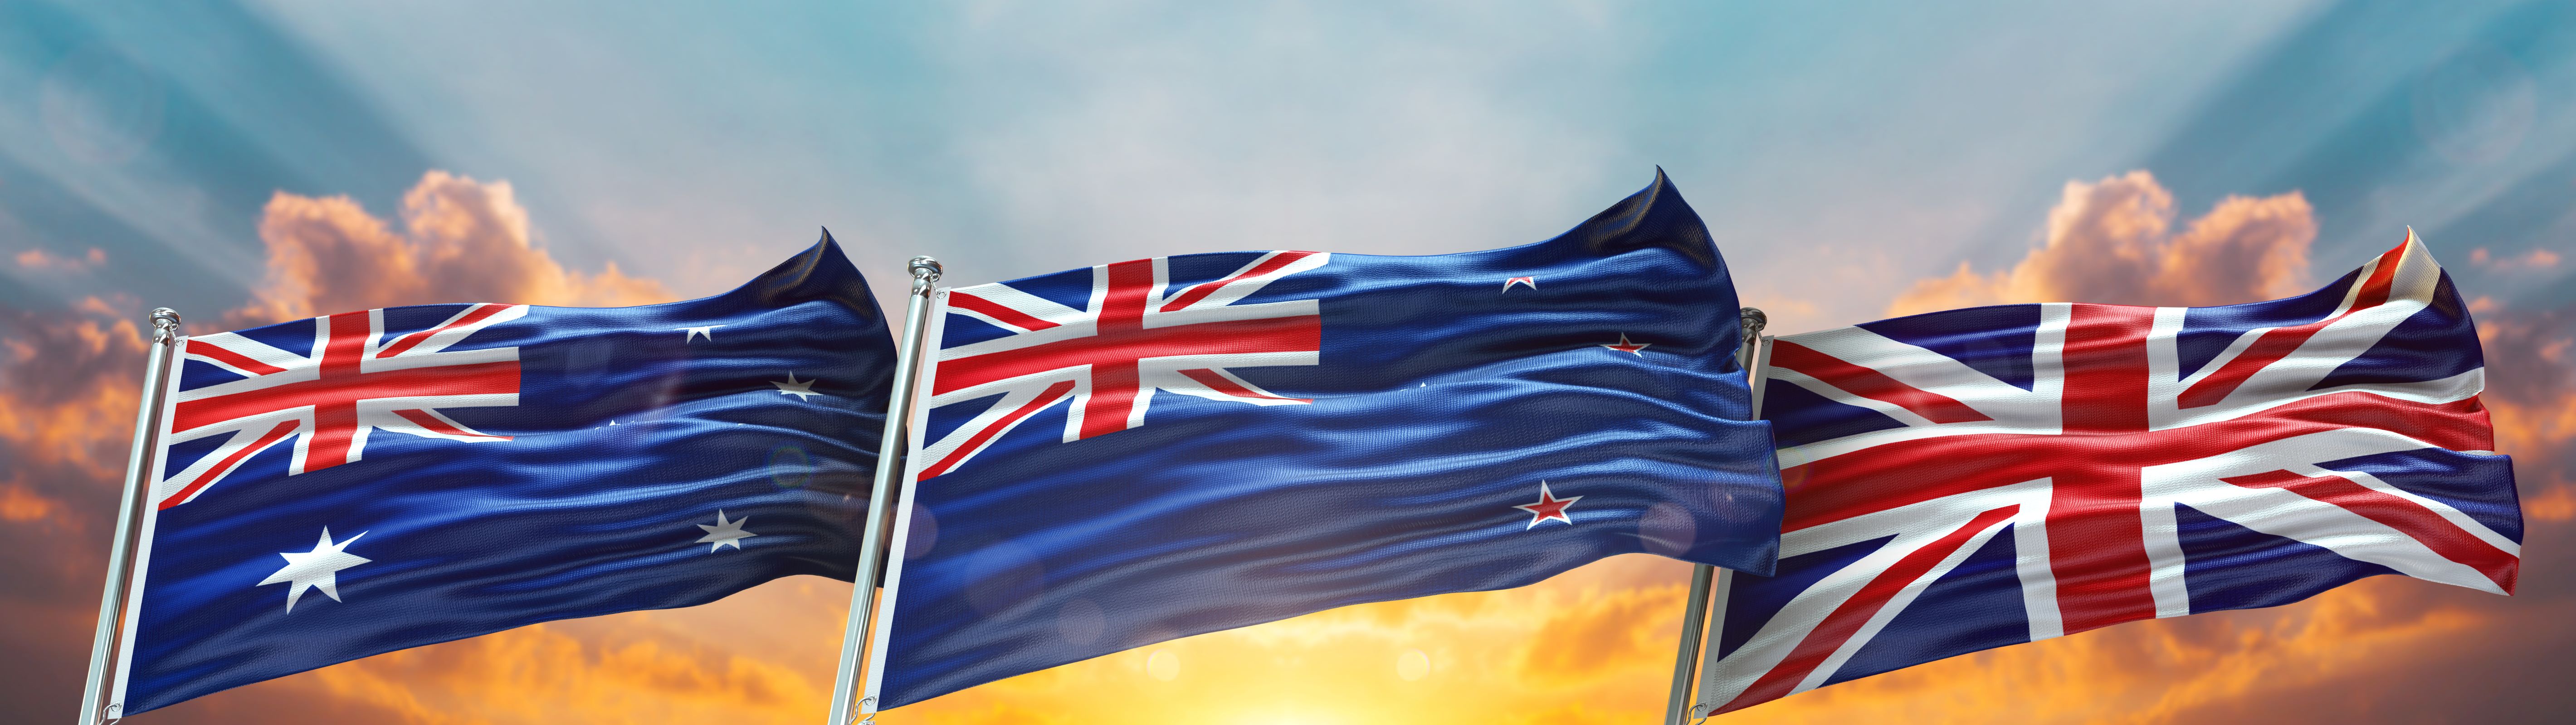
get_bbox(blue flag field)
[110,235,896,715]
[866,172,1788,709]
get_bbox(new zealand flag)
[109,234,897,716]
[864,171,1787,710]
[1694,233,2519,715]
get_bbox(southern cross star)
[258,527,371,612]
[1503,275,1537,293]
[677,324,727,343]
[1602,333,1651,355]
[1513,481,1582,529]
[696,510,758,552]
[772,372,820,401]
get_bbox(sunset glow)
[5,3,2574,723]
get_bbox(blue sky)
[10,3,2576,723]
[14,0,2570,330]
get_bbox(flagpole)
[78,308,182,725]
[1663,307,1766,725]
[829,257,942,725]
[1688,309,1771,724]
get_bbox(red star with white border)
[1602,333,1650,355]
[1502,276,1537,293]
[1513,480,1582,529]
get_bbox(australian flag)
[1694,232,2519,715]
[108,235,897,715]
[864,171,1787,710]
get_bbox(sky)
[3,0,2574,723]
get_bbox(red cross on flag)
[1698,233,2519,714]
[155,304,526,509]
[912,251,1329,481]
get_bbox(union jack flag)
[1697,233,2518,715]
[914,251,1329,480]
[154,304,527,509]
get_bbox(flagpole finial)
[151,307,181,342]
[1738,307,1766,336]
[909,256,943,293]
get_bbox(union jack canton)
[916,250,1328,480]
[870,172,1788,710]
[1698,232,2519,715]
[159,304,527,509]
[112,235,896,716]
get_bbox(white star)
[772,372,821,401]
[696,510,758,552]
[1602,333,1651,355]
[677,324,726,343]
[257,527,371,612]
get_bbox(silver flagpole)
[828,257,942,725]
[78,308,183,725]
[1688,309,1772,724]
[1663,307,1766,725]
[1661,563,1716,725]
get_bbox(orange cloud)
[14,246,107,273]
[0,296,146,477]
[2469,246,2563,271]
[296,622,827,725]
[881,554,1705,725]
[1716,576,2499,725]
[232,170,668,327]
[0,480,63,522]
[0,170,698,723]
[12,166,2564,725]
[2474,303,2576,520]
[1728,172,2576,724]
[1890,170,2315,315]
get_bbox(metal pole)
[1688,309,1771,723]
[1662,563,1715,724]
[828,258,942,725]
[79,308,182,725]
[1664,307,1766,725]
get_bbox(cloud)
[231,170,668,327]
[1888,171,2316,315]
[0,296,147,477]
[294,622,825,725]
[2469,247,2563,271]
[895,554,1701,724]
[0,482,60,522]
[1510,580,1684,679]
[1716,577,2499,725]
[6,164,2563,725]
[2474,302,2576,520]
[1733,172,2576,724]
[0,296,151,723]
[0,170,688,723]
[13,247,108,273]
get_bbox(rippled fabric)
[1698,233,2518,715]
[116,233,894,715]
[874,171,1783,709]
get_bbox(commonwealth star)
[257,527,371,612]
[696,510,758,552]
